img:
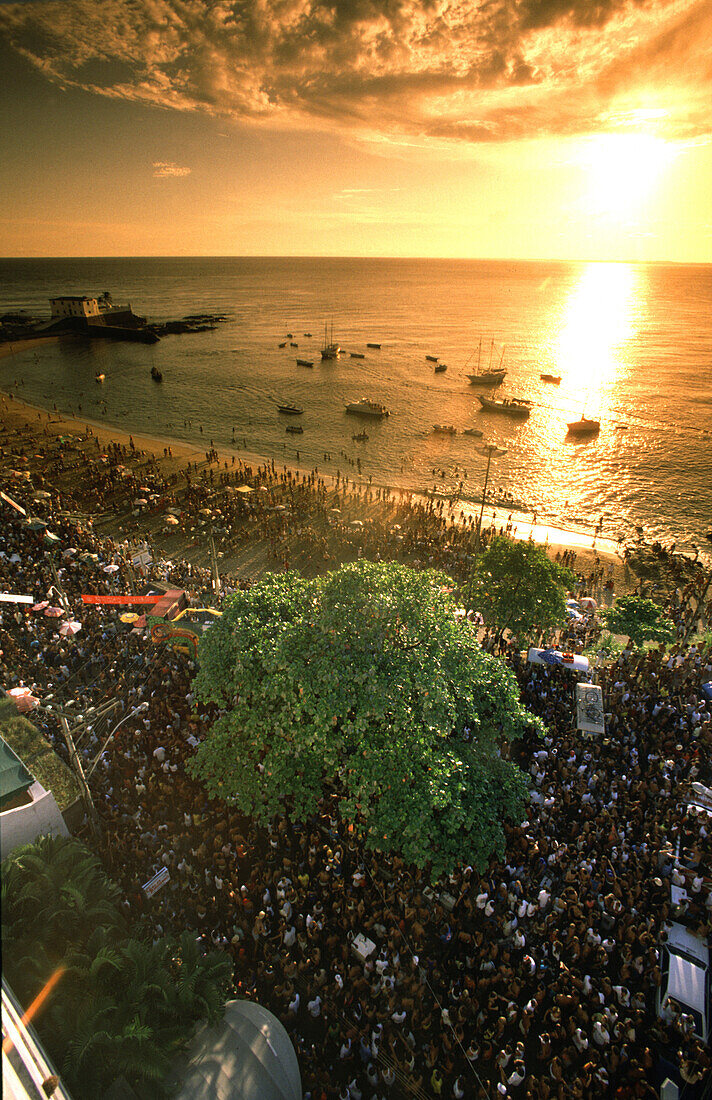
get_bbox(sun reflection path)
[555,262,638,415]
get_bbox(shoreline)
[1,385,623,560]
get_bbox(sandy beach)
[0,379,639,606]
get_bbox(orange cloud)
[0,0,709,144]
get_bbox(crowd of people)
[2,412,712,1100]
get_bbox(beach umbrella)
[33,490,52,500]
[164,514,179,525]
[7,687,39,713]
[32,601,50,611]
[103,563,120,573]
[120,612,140,624]
[350,520,364,527]
[134,497,148,506]
[579,596,597,610]
[44,606,65,617]
[59,620,82,636]
[199,508,213,516]
[566,599,580,608]
[62,548,77,558]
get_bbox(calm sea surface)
[1,257,710,551]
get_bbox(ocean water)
[1,257,710,551]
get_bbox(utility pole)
[49,555,70,614]
[58,713,98,836]
[208,527,221,594]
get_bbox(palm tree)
[165,932,231,1029]
[2,835,123,965]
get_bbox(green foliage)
[189,560,540,878]
[583,630,626,663]
[1,836,231,1099]
[601,594,676,648]
[468,537,575,640]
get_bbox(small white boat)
[433,424,457,434]
[366,342,381,349]
[426,354,439,363]
[434,363,447,373]
[345,398,389,418]
[296,358,314,367]
[463,427,483,437]
[541,373,561,384]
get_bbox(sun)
[580,133,675,219]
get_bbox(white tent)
[169,1000,301,1100]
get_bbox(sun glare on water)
[556,262,638,408]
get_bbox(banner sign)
[576,682,605,735]
[0,490,27,516]
[81,594,162,605]
[527,647,590,673]
[0,593,35,604]
[143,867,170,898]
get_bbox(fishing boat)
[433,424,457,434]
[296,359,314,367]
[477,395,531,419]
[304,332,312,337]
[434,363,447,373]
[151,366,163,382]
[277,404,304,415]
[350,352,365,359]
[95,373,105,383]
[278,341,287,348]
[426,354,439,363]
[352,431,369,442]
[463,427,483,437]
[466,338,507,385]
[290,342,299,348]
[321,321,340,360]
[366,342,381,349]
[540,373,561,384]
[286,425,303,434]
[567,416,600,436]
[345,398,389,418]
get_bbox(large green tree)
[188,560,541,878]
[467,536,575,641]
[601,594,676,648]
[2,836,230,1099]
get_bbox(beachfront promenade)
[3,393,712,1099]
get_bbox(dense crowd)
[2,421,712,1100]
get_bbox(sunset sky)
[1,0,710,262]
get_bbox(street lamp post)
[474,444,507,551]
[39,698,148,834]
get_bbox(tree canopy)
[467,536,575,640]
[188,560,541,878]
[2,835,230,1099]
[600,594,676,648]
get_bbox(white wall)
[0,781,69,860]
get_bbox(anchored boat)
[477,395,531,419]
[345,398,389,418]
